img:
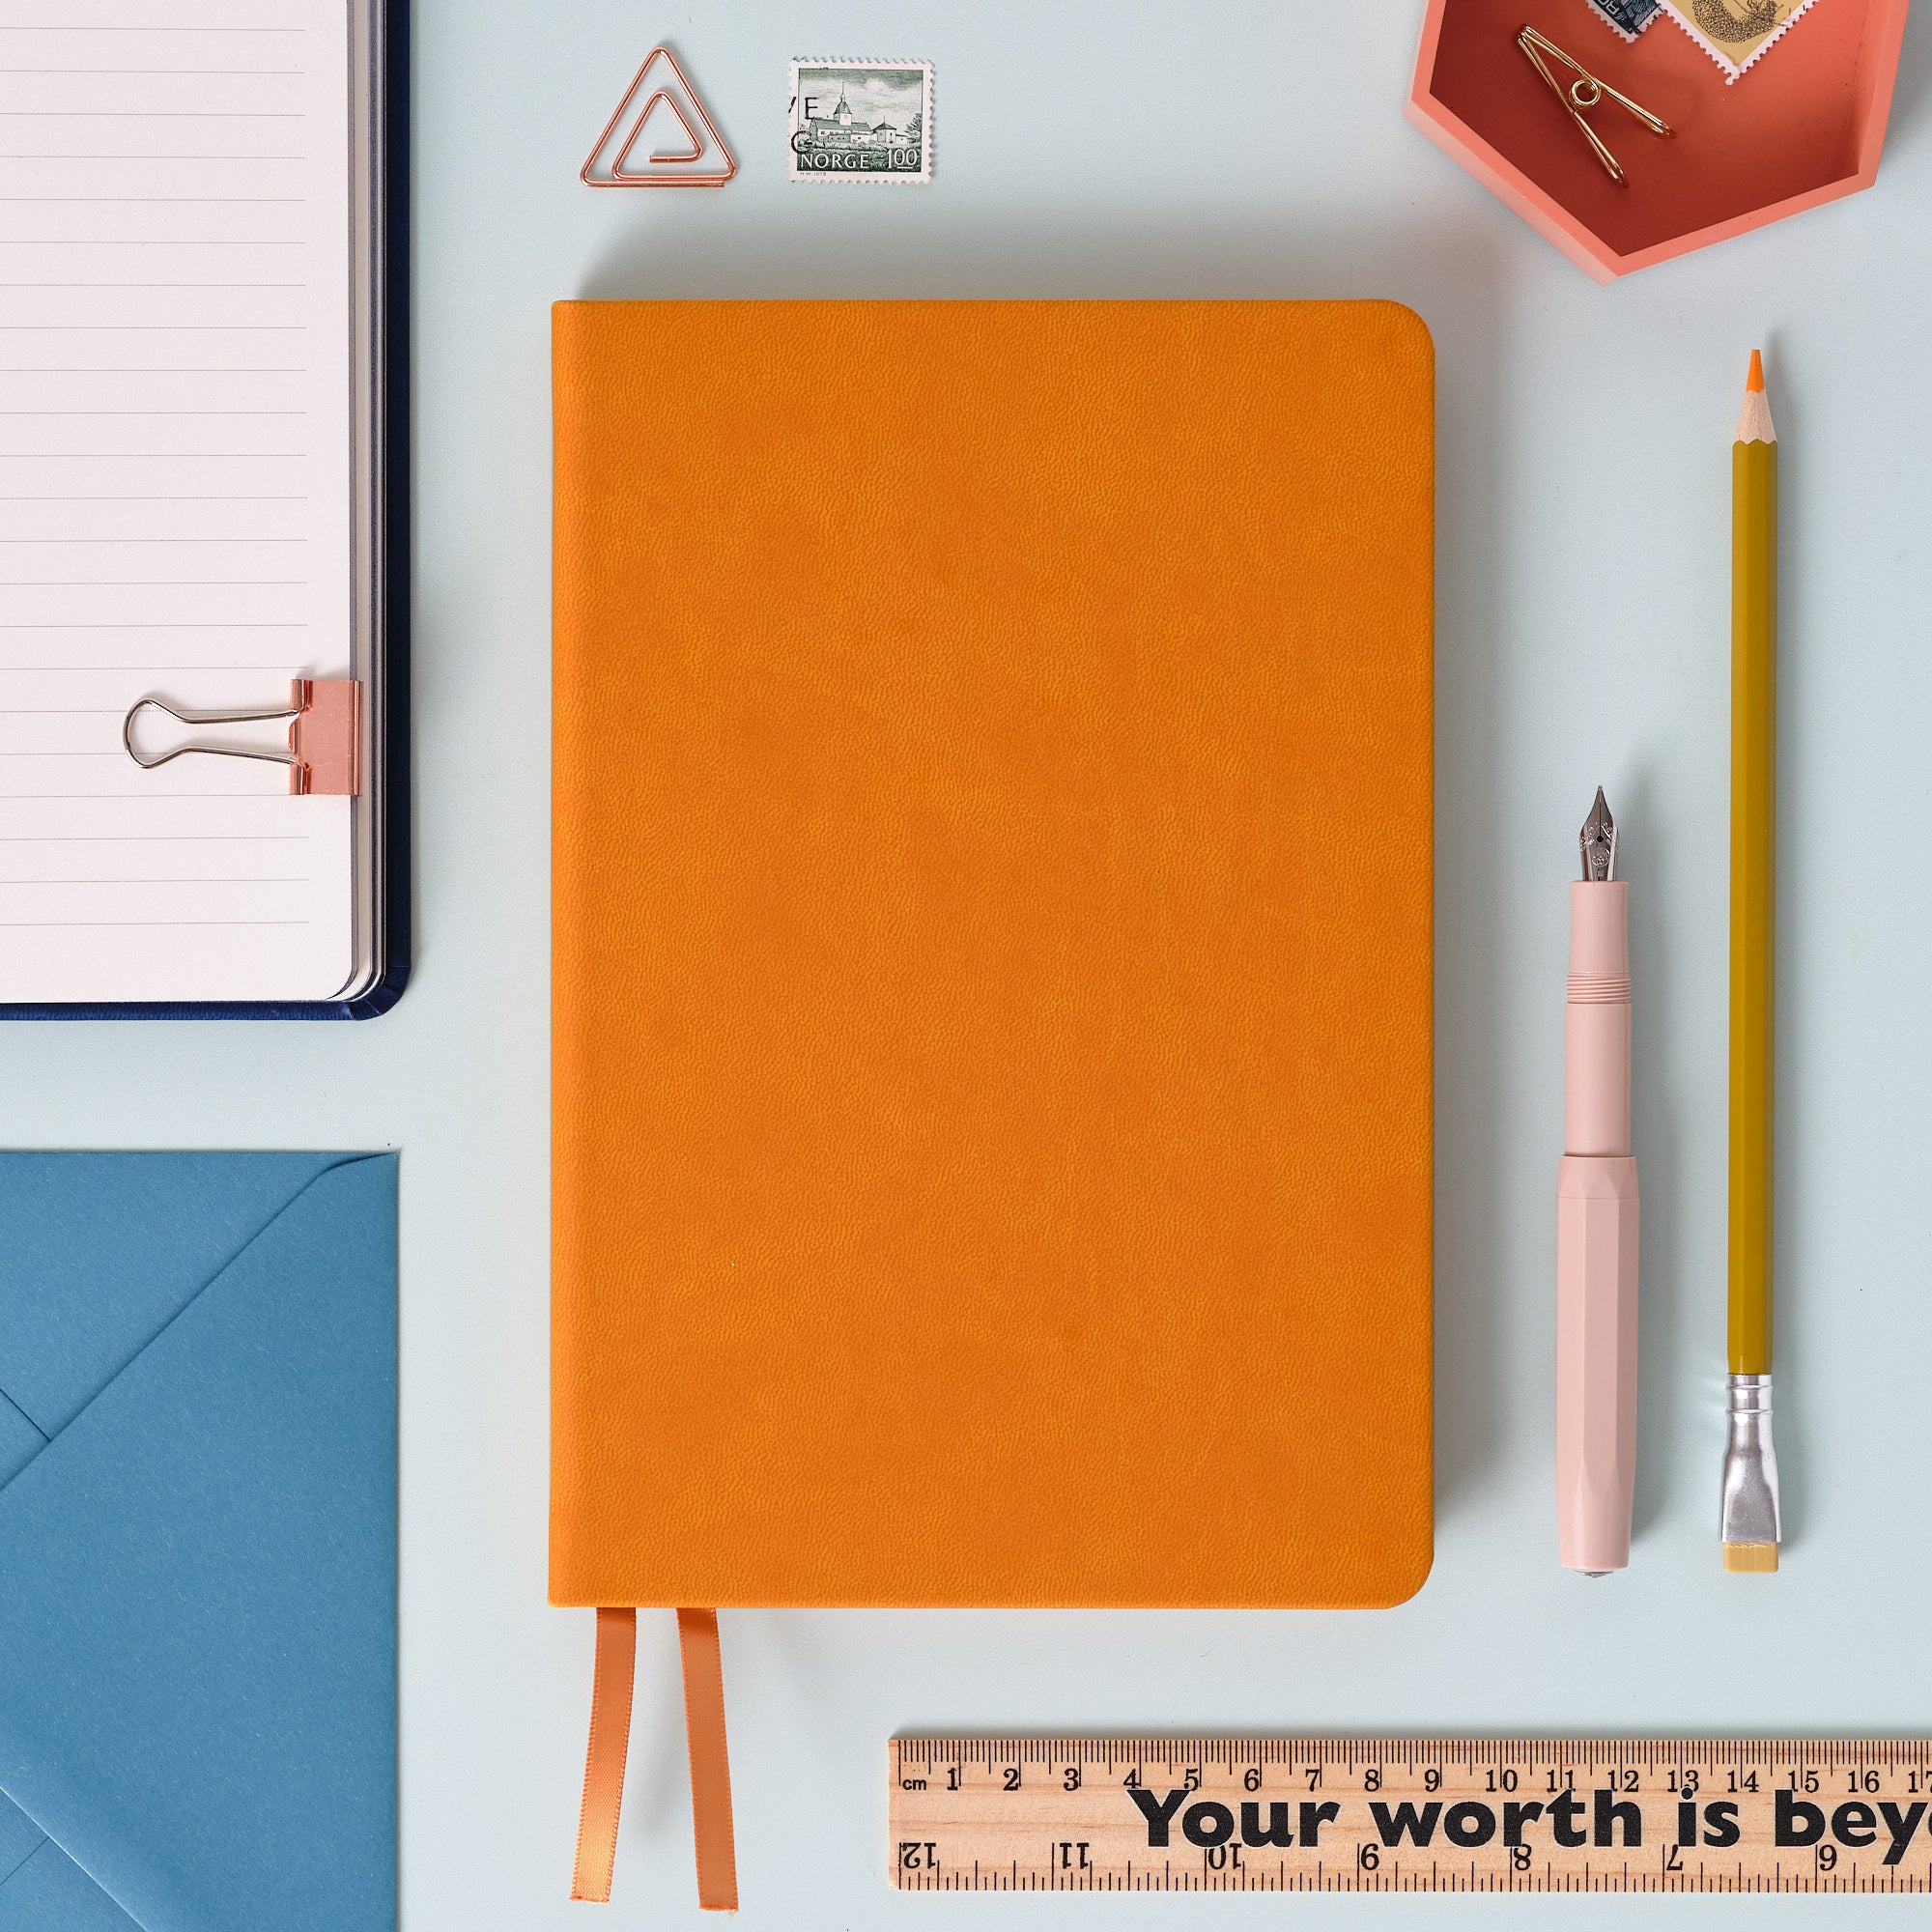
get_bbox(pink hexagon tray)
[1406,0,1912,281]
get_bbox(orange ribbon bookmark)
[570,1606,738,1909]
[677,1608,739,1910]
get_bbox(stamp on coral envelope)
[1658,0,1823,78]
[789,61,931,182]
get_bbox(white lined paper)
[0,2,354,1002]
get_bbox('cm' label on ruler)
[890,1738,1932,1894]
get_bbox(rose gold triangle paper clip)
[582,45,736,186]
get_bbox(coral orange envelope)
[553,299,1435,1613]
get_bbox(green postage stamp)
[789,61,931,182]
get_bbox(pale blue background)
[7,1,1932,1923]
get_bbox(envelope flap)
[0,1796,43,1889]
[0,1835,141,1930]
[0,1152,350,1444]
[0,1155,395,1932]
[0,1393,40,1492]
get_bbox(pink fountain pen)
[1556,788,1639,1574]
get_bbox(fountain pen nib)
[1580,787,1617,883]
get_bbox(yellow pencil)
[1721,349,1779,1574]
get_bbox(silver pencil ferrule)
[1720,1373,1780,1566]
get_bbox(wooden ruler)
[891,1738,1932,1893]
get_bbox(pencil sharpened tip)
[1736,355,1776,441]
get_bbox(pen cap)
[1566,881,1631,1157]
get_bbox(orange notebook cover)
[553,299,1435,1614]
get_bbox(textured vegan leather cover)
[552,299,1434,1610]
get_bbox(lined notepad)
[0,3,372,1004]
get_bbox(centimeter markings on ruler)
[890,1738,1932,1894]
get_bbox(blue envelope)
[0,1153,395,1932]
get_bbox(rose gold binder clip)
[1517,25,1672,185]
[123,679,362,795]
[582,45,736,186]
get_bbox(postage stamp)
[1583,0,1662,39]
[1657,0,1821,77]
[789,61,931,182]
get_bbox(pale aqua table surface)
[6,2,1932,1924]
